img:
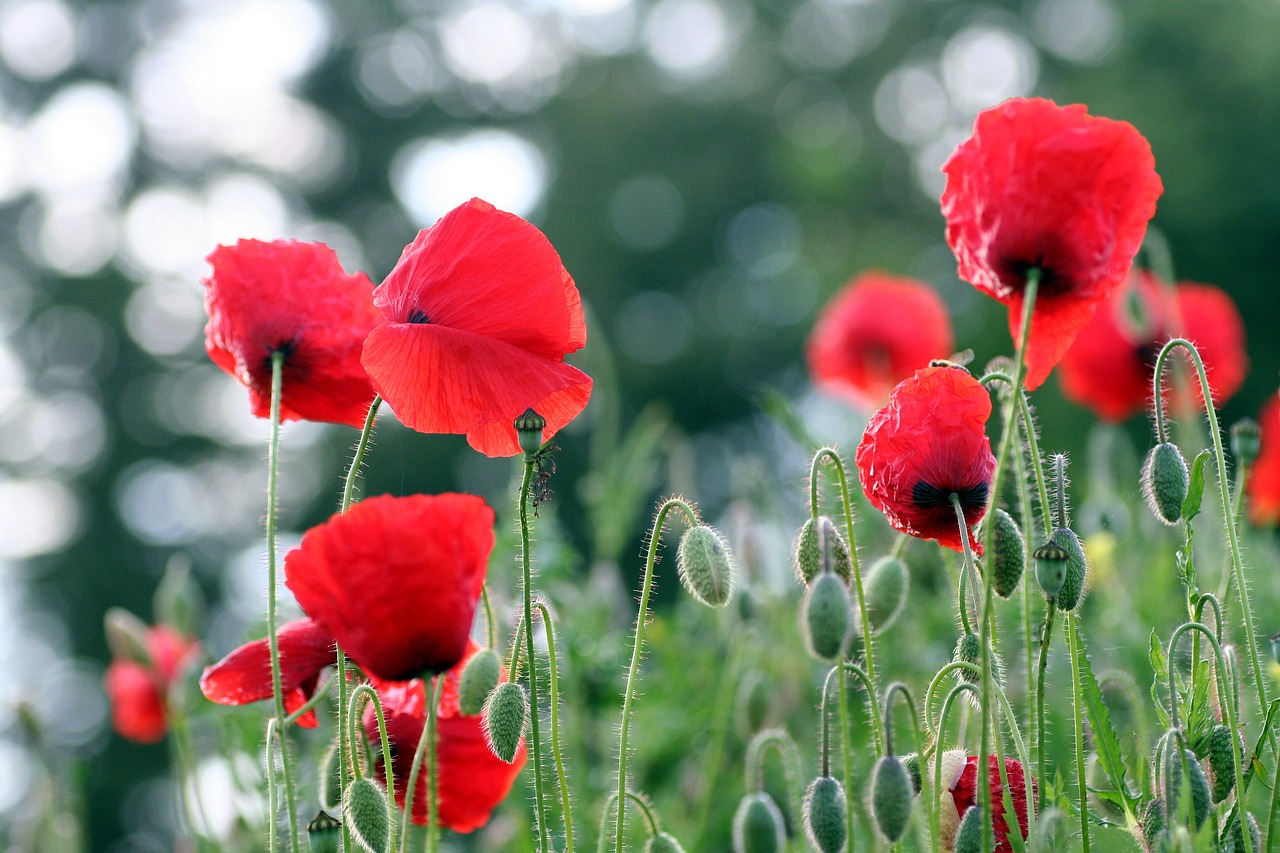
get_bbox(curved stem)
[519,459,551,853]
[348,685,398,850]
[744,729,803,824]
[932,682,982,850]
[482,585,497,652]
[534,600,575,853]
[341,396,382,510]
[614,497,699,853]
[952,496,980,634]
[597,792,661,853]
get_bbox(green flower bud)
[458,649,501,717]
[870,756,913,842]
[104,607,151,665]
[1143,442,1189,526]
[901,752,922,796]
[862,556,909,633]
[318,740,343,812]
[1231,418,1261,466]
[1222,812,1262,853]
[793,516,851,586]
[1033,539,1068,601]
[990,509,1025,598]
[1154,731,1210,831]
[734,672,771,735]
[344,777,391,853]
[678,524,736,608]
[307,811,342,853]
[803,776,847,853]
[1139,798,1166,853]
[732,792,786,853]
[483,681,528,764]
[1049,527,1088,612]
[954,805,983,853]
[1204,723,1239,804]
[802,572,853,663]
[953,632,982,684]
[514,407,546,457]
[645,832,688,853]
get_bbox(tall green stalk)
[519,458,552,853]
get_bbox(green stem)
[424,676,445,853]
[482,585,497,651]
[534,600,575,853]
[597,792,661,853]
[833,665,854,845]
[952,496,980,635]
[265,718,280,853]
[615,497,699,853]
[345,686,397,849]
[693,626,749,847]
[932,682,981,849]
[283,674,334,726]
[519,459,552,853]
[341,397,382,510]
[1066,613,1091,852]
[1035,607,1056,810]
[169,708,212,848]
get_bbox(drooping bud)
[645,832,688,853]
[514,407,546,458]
[318,740,343,811]
[870,756,914,842]
[803,775,847,853]
[1033,539,1068,600]
[1143,442,1189,526]
[862,556,909,633]
[1231,418,1261,466]
[1203,723,1239,804]
[678,524,736,608]
[735,673,770,735]
[344,777,391,853]
[953,805,983,853]
[990,509,1025,598]
[901,752,923,796]
[793,516,852,586]
[307,811,342,853]
[104,607,151,665]
[802,572,853,663]
[483,681,528,763]
[732,792,786,853]
[458,648,501,717]
[1049,527,1088,612]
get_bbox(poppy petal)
[199,618,336,718]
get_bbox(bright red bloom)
[284,493,494,682]
[198,618,337,728]
[807,271,954,408]
[856,364,996,553]
[361,198,592,457]
[1059,272,1247,422]
[937,751,1036,853]
[941,97,1163,391]
[366,642,526,832]
[1248,396,1280,526]
[104,625,198,743]
[204,239,381,428]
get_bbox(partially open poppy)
[362,198,593,457]
[807,271,954,408]
[855,364,996,553]
[1059,272,1247,421]
[941,97,1163,390]
[1248,395,1280,526]
[199,618,337,728]
[937,751,1036,853]
[366,642,526,832]
[104,625,198,743]
[284,493,494,682]
[203,240,381,428]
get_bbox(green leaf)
[1182,449,1211,522]
[1073,618,1140,819]
[1150,630,1168,676]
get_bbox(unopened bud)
[155,557,203,637]
[307,811,342,853]
[953,632,982,685]
[104,608,151,665]
[645,832,687,853]
[483,681,528,763]
[954,805,983,853]
[1051,527,1088,612]
[1139,797,1166,852]
[793,516,851,586]
[1223,812,1262,853]
[901,753,923,796]
[1143,442,1189,526]
[344,777,391,853]
[458,649,501,717]
[732,792,786,853]
[1231,418,1261,466]
[870,756,913,842]
[678,525,736,608]
[803,775,847,853]
[990,509,1026,598]
[514,407,546,457]
[802,572,853,663]
[318,740,343,811]
[1155,731,1210,831]
[863,556,909,633]
[1204,723,1239,805]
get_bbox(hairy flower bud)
[1048,527,1088,612]
[318,740,343,811]
[1231,418,1261,466]
[678,524,736,608]
[1139,797,1166,852]
[863,556,909,633]
[483,681,528,764]
[953,805,983,853]
[990,509,1025,598]
[732,792,786,853]
[871,756,914,842]
[901,752,923,796]
[1154,731,1210,831]
[1203,723,1239,804]
[802,572,853,663]
[1143,442,1189,526]
[803,775,846,853]
[1222,812,1262,853]
[793,516,852,586]
[345,777,391,853]
[458,648,501,717]
[645,832,688,853]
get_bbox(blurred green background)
[1,0,1278,848]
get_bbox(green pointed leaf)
[1182,449,1211,522]
[1150,630,1168,676]
[1073,618,1140,819]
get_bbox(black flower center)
[913,481,989,512]
[407,309,431,324]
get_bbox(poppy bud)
[318,740,342,811]
[802,572,853,663]
[1154,731,1210,830]
[793,516,852,586]
[1222,812,1262,853]
[1231,418,1261,465]
[870,756,913,842]
[344,777,391,853]
[1143,442,1189,526]
[645,832,688,853]
[307,811,342,853]
[1203,723,1239,804]
[732,792,786,853]
[678,524,736,608]
[1033,539,1068,600]
[154,559,203,637]
[901,752,923,796]
[803,775,847,853]
[483,681,528,764]
[1138,797,1166,852]
[735,673,770,735]
[953,633,982,684]
[953,805,983,853]
[863,556,909,633]
[458,648,501,717]
[104,608,151,665]
[1051,527,1088,612]
[514,407,547,458]
[990,509,1025,598]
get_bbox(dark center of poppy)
[1008,259,1058,295]
[912,481,989,512]
[407,309,431,324]
[1136,338,1164,369]
[262,339,296,372]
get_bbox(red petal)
[104,660,168,743]
[199,618,335,718]
[1249,395,1280,526]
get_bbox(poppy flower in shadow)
[199,618,337,728]
[941,97,1163,391]
[104,624,198,743]
[936,750,1036,853]
[284,493,494,682]
[366,642,526,832]
[1059,271,1247,422]
[855,364,996,553]
[807,271,954,408]
[1248,396,1280,526]
[203,240,381,427]
[362,198,592,457]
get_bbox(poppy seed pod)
[1143,442,1189,526]
[863,556,909,633]
[458,648,501,717]
[678,524,736,608]
[953,806,983,853]
[1050,527,1088,612]
[803,775,847,853]
[990,509,1025,598]
[1232,418,1261,465]
[307,811,342,853]
[1033,539,1068,600]
[802,572,853,663]
[871,756,914,842]
[732,792,786,853]
[514,407,547,457]
[345,777,392,853]
[793,516,852,586]
[645,832,688,853]
[483,681,528,764]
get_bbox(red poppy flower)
[807,271,955,408]
[361,198,592,457]
[284,493,494,682]
[1059,272,1247,422]
[204,239,381,428]
[199,618,337,728]
[941,97,1163,391]
[937,751,1036,853]
[1248,395,1280,526]
[366,642,526,832]
[855,364,996,553]
[103,625,198,743]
